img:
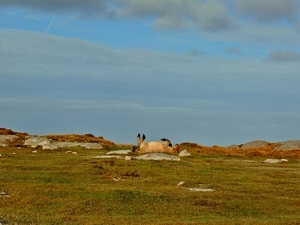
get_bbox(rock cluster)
[23,136,103,150]
[0,135,19,147]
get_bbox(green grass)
[0,146,300,224]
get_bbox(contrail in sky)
[45,14,56,33]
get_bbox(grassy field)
[0,145,300,225]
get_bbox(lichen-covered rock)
[0,135,19,147]
[23,136,103,150]
[135,153,180,161]
[24,136,51,146]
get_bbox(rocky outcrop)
[24,136,50,147]
[23,136,103,150]
[241,140,269,149]
[0,135,20,147]
[275,140,300,150]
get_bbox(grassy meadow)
[0,145,300,225]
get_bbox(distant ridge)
[1,127,300,158]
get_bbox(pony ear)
[142,134,146,141]
[161,138,170,142]
[161,138,172,147]
[137,133,140,139]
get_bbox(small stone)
[93,155,123,159]
[72,152,78,155]
[125,156,132,160]
[32,150,38,153]
[264,159,281,163]
[188,188,214,192]
[0,191,11,197]
[177,181,186,186]
[179,150,191,157]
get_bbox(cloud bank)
[1,0,299,31]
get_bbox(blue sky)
[1,0,300,146]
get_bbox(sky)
[1,0,300,146]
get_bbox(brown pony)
[136,133,179,154]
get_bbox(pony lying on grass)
[136,133,179,154]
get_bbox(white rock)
[263,159,288,163]
[24,136,51,146]
[179,150,191,157]
[72,152,78,155]
[0,191,11,197]
[125,156,132,160]
[80,143,103,149]
[188,188,214,192]
[93,155,123,159]
[177,181,186,186]
[42,143,58,150]
[0,135,19,147]
[135,153,180,161]
[32,150,38,154]
[106,150,132,155]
